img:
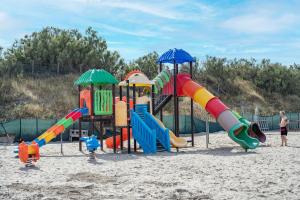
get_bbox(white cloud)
[97,23,157,37]
[0,12,17,31]
[221,13,298,34]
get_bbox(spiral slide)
[178,74,260,150]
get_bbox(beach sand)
[0,131,299,200]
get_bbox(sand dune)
[0,132,299,200]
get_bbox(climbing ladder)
[131,104,171,153]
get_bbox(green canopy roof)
[74,69,119,86]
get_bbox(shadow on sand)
[19,165,40,171]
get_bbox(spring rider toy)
[80,135,100,159]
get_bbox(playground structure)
[17,48,266,165]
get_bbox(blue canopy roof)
[157,48,195,64]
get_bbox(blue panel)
[157,48,195,64]
[79,107,89,115]
[135,104,148,119]
[35,138,46,147]
[131,110,157,153]
[144,112,171,152]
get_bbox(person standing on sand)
[279,111,289,146]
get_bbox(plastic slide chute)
[105,128,132,149]
[152,115,188,148]
[232,111,266,143]
[18,107,88,164]
[178,73,260,150]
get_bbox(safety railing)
[144,112,170,152]
[131,110,157,153]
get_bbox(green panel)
[161,70,170,82]
[61,118,74,128]
[56,117,67,126]
[94,90,113,115]
[74,69,118,86]
[154,77,164,88]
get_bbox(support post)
[189,61,194,146]
[206,114,209,148]
[36,117,38,138]
[90,84,95,137]
[112,84,117,153]
[133,84,137,152]
[151,85,155,114]
[119,86,123,150]
[126,80,131,154]
[60,129,63,155]
[100,122,104,151]
[19,118,22,141]
[173,62,178,137]
[78,85,82,151]
[159,62,163,121]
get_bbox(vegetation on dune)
[0,27,300,119]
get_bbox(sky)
[1,0,300,64]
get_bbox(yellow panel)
[193,88,215,108]
[115,101,127,127]
[28,145,36,154]
[44,131,56,143]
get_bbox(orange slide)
[105,128,132,149]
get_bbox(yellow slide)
[153,115,188,148]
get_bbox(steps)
[153,94,172,115]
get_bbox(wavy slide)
[152,116,188,148]
[178,74,260,150]
[18,107,88,163]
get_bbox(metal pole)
[100,122,104,151]
[151,85,155,114]
[78,85,82,151]
[19,118,22,141]
[119,86,123,150]
[36,117,39,138]
[126,80,131,154]
[298,113,300,129]
[112,84,117,153]
[91,84,95,137]
[206,114,209,148]
[60,130,63,155]
[173,61,178,137]
[189,61,194,146]
[133,84,137,152]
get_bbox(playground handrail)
[131,110,157,153]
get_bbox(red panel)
[162,77,174,95]
[18,142,28,163]
[176,73,191,96]
[71,111,82,121]
[65,111,76,119]
[205,98,229,118]
[182,80,202,97]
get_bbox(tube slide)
[105,128,132,149]
[18,107,88,163]
[178,74,260,149]
[152,115,187,148]
[232,111,266,143]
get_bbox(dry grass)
[0,74,299,120]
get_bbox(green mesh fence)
[1,113,299,142]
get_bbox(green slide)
[228,123,259,150]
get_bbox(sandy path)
[0,132,299,200]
